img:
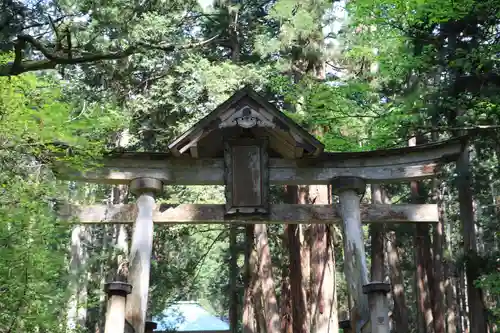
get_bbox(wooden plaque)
[224,138,269,215]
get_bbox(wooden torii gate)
[58,87,465,333]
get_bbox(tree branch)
[414,124,500,132]
[137,33,220,52]
[0,34,220,77]
[22,15,69,31]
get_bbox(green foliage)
[1,0,500,331]
[0,178,69,332]
[126,55,272,150]
[476,270,500,326]
[0,54,122,332]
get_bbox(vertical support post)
[125,178,163,333]
[363,282,391,333]
[104,282,132,333]
[145,321,157,333]
[331,177,370,332]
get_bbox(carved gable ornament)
[167,87,324,159]
[218,105,276,129]
[167,87,324,215]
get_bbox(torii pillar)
[331,177,370,332]
[125,178,163,333]
[104,282,132,333]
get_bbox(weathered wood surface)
[59,203,439,224]
[367,293,390,333]
[224,139,269,214]
[125,193,155,333]
[104,295,127,333]
[55,137,465,185]
[337,190,371,328]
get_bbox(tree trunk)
[243,225,258,333]
[308,223,327,329]
[288,223,309,333]
[443,17,488,330]
[370,185,386,282]
[226,11,242,332]
[298,186,311,332]
[281,187,294,333]
[381,183,410,332]
[456,146,488,333]
[415,224,434,333]
[459,269,469,333]
[422,224,439,333]
[98,223,113,333]
[280,226,293,333]
[324,227,338,333]
[255,223,280,333]
[67,225,88,331]
[445,261,458,333]
[431,182,446,333]
[254,278,267,333]
[386,230,409,333]
[286,185,310,333]
[441,193,458,333]
[309,185,338,333]
[410,137,434,333]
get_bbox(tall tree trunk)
[87,228,101,333]
[379,185,410,333]
[286,185,310,333]
[456,146,488,333]
[370,185,385,282]
[459,269,469,333]
[67,225,88,331]
[310,191,327,329]
[288,223,309,333]
[415,225,434,333]
[243,225,258,333]
[410,137,434,333]
[255,223,280,333]
[443,17,488,331]
[280,226,293,333]
[254,278,267,333]
[386,230,409,333]
[298,186,311,332]
[97,224,113,333]
[325,227,338,333]
[413,137,444,333]
[431,181,446,333]
[281,186,295,333]
[226,9,243,332]
[309,185,338,333]
[445,260,458,333]
[441,192,458,333]
[422,224,438,333]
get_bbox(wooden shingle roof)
[167,87,324,159]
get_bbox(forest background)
[0,0,499,332]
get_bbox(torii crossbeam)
[60,203,439,224]
[57,87,466,333]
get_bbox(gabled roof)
[167,87,324,159]
[154,301,229,332]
